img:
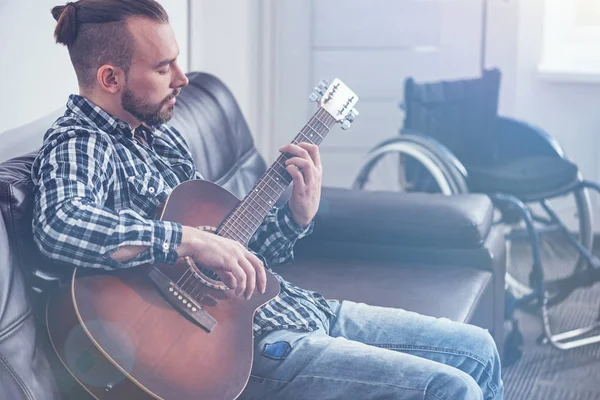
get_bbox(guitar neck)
[217,108,337,244]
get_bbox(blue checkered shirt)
[31,94,333,335]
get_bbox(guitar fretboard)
[217,108,337,243]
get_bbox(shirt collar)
[66,94,137,139]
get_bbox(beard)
[121,87,179,127]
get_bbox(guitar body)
[46,180,281,400]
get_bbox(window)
[539,0,600,81]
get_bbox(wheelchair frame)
[353,119,600,351]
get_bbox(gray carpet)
[503,237,600,400]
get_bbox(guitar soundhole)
[184,257,229,291]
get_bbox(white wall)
[189,0,260,145]
[507,0,600,229]
[514,0,600,183]
[0,0,189,134]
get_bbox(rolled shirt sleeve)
[248,201,313,266]
[32,130,182,269]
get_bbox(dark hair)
[51,0,169,88]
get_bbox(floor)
[503,237,600,400]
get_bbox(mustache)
[164,89,181,104]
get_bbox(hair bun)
[51,2,78,46]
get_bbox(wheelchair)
[353,69,600,351]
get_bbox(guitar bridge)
[149,267,217,332]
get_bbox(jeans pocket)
[262,341,292,360]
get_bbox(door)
[273,0,487,187]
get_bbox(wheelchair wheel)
[504,182,594,308]
[353,137,467,195]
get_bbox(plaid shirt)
[32,94,333,335]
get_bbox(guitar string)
[175,109,336,296]
[217,108,332,241]
[204,108,329,253]
[174,108,336,295]
[173,109,335,293]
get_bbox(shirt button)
[162,242,170,252]
[148,187,156,194]
[118,122,126,129]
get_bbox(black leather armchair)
[0,72,505,399]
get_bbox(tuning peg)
[340,120,352,130]
[313,80,329,96]
[309,91,322,103]
[347,108,359,122]
[317,79,329,91]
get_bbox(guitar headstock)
[309,79,359,130]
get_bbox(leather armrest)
[307,187,494,249]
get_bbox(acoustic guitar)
[46,78,359,400]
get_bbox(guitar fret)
[275,159,289,171]
[264,173,286,192]
[260,180,283,202]
[265,171,287,190]
[313,116,327,129]
[225,212,256,238]
[270,167,291,185]
[226,199,267,242]
[222,205,261,239]
[220,107,336,243]
[305,125,323,141]
[221,223,247,242]
[222,203,262,237]
[234,198,264,223]
[254,185,277,204]
[298,132,316,145]
[242,196,265,218]
[248,195,270,214]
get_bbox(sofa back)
[0,210,61,399]
[170,72,267,196]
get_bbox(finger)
[237,258,256,300]
[247,252,267,294]
[279,143,311,161]
[224,258,247,296]
[298,143,321,170]
[217,271,237,291]
[286,164,306,189]
[285,158,312,170]
[286,158,313,184]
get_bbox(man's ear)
[97,65,125,94]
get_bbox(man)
[33,1,503,399]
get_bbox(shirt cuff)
[279,201,314,240]
[150,220,183,265]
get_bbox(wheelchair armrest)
[296,186,493,250]
[496,116,565,160]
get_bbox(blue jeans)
[241,300,503,400]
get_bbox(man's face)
[121,18,188,126]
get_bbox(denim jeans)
[240,300,503,400]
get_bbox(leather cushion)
[279,258,492,324]
[309,188,494,248]
[0,211,61,399]
[0,153,68,295]
[468,156,579,198]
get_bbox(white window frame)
[539,0,600,82]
